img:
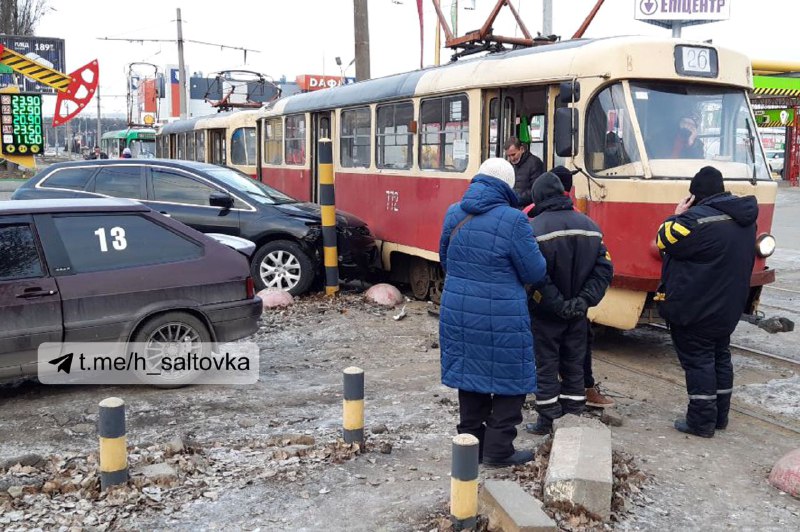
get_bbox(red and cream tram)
[161,36,779,330]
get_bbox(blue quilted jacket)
[439,175,547,395]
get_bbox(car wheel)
[131,311,212,388]
[251,240,314,295]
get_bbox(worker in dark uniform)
[656,166,757,438]
[550,165,616,408]
[504,136,544,209]
[524,172,614,434]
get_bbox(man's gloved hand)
[559,297,589,320]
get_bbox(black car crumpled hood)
[273,202,368,228]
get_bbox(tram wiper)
[745,118,757,185]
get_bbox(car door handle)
[16,287,58,299]
[159,211,172,217]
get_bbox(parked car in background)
[12,160,378,295]
[0,198,262,382]
[765,150,784,177]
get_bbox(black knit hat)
[532,172,565,204]
[689,166,724,201]
[551,165,575,192]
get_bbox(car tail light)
[246,277,256,299]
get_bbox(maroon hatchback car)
[0,198,262,381]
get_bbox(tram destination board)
[0,93,44,155]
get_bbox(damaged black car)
[12,160,379,295]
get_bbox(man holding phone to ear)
[655,166,758,438]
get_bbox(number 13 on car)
[94,227,128,252]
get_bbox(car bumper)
[203,297,262,342]
[337,230,380,277]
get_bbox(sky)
[25,0,800,116]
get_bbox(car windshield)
[206,167,297,205]
[629,81,770,180]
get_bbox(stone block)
[364,283,404,307]
[258,289,294,309]
[769,448,800,498]
[479,480,557,532]
[137,463,177,481]
[544,425,612,518]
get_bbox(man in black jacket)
[656,166,757,438]
[524,172,614,434]
[504,137,543,208]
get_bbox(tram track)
[592,324,800,435]
[763,284,800,295]
[648,323,800,367]
[593,352,800,435]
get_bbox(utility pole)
[96,87,101,149]
[176,8,187,119]
[543,0,553,35]
[353,0,370,81]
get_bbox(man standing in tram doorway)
[656,166,758,438]
[504,137,544,208]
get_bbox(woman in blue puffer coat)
[439,157,547,467]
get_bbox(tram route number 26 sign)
[0,93,44,155]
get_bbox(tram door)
[310,111,333,204]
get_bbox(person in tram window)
[523,172,614,435]
[439,157,547,467]
[504,136,544,209]
[121,147,133,159]
[655,166,757,438]
[670,115,705,159]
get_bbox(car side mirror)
[555,108,579,158]
[209,192,234,209]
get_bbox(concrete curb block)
[479,480,557,531]
[544,425,613,519]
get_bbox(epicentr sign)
[635,0,731,21]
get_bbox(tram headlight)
[756,234,776,258]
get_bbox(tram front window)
[629,81,769,180]
[131,140,156,159]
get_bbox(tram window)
[376,102,413,170]
[264,118,283,165]
[231,128,247,165]
[196,131,205,162]
[176,133,185,160]
[585,83,641,175]
[485,97,499,160]
[231,127,257,166]
[341,107,371,168]
[420,94,469,172]
[209,129,227,165]
[186,134,195,161]
[285,115,306,166]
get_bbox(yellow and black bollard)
[98,397,128,490]
[342,366,364,444]
[450,433,479,530]
[318,138,339,296]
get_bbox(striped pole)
[342,366,364,444]
[318,138,339,296]
[98,397,128,490]
[450,434,479,530]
